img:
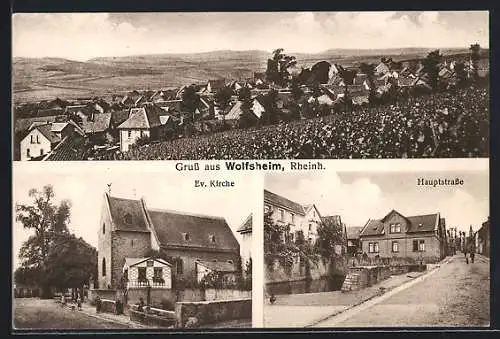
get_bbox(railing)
[127,280,170,289]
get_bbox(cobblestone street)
[264,254,490,328]
[314,254,490,327]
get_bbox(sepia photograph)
[12,164,254,330]
[12,11,489,161]
[263,167,489,327]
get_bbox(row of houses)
[265,188,453,265]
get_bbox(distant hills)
[13,47,486,104]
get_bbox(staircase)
[341,272,361,292]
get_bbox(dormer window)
[183,233,190,241]
[227,260,233,264]
[123,213,132,225]
[390,223,401,233]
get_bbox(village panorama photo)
[12,164,255,330]
[12,11,489,161]
[263,168,489,328]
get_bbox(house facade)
[97,193,241,289]
[359,210,446,263]
[20,124,61,161]
[346,226,363,256]
[117,107,163,152]
[236,214,252,274]
[123,257,172,289]
[477,217,490,257]
[264,189,322,245]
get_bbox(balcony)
[126,278,170,289]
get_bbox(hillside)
[12,47,488,104]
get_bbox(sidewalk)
[62,301,155,329]
[264,257,451,328]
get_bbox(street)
[314,254,490,327]
[13,298,131,329]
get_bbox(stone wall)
[100,299,117,314]
[126,288,251,309]
[174,298,251,328]
[204,289,252,301]
[342,266,392,291]
[129,307,176,327]
[89,289,118,303]
[265,257,345,284]
[111,231,151,288]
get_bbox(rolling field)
[12,48,488,104]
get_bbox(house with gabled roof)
[97,193,241,289]
[358,209,447,263]
[116,106,163,152]
[236,214,252,274]
[122,257,172,289]
[20,123,62,161]
[82,113,113,144]
[264,189,322,245]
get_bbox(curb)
[306,262,445,327]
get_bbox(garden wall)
[174,298,251,328]
[88,289,118,303]
[265,257,346,284]
[129,307,176,327]
[126,288,250,310]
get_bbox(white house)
[123,257,172,289]
[20,124,61,161]
[252,97,266,119]
[236,214,252,273]
[117,107,162,152]
[264,189,323,245]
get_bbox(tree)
[181,85,201,122]
[337,66,356,113]
[15,185,72,296]
[262,89,280,125]
[44,233,97,291]
[359,62,377,104]
[422,50,442,90]
[290,77,304,120]
[237,87,256,129]
[314,217,345,268]
[214,86,233,124]
[469,43,480,82]
[266,48,297,88]
[454,62,467,87]
[310,61,331,85]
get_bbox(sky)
[12,163,257,269]
[12,11,489,61]
[265,168,489,233]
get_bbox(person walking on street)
[61,294,66,308]
[77,293,82,311]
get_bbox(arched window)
[102,257,106,276]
